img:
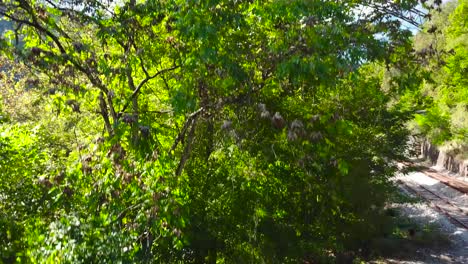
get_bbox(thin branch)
[119,65,180,115]
[361,2,426,28]
[122,109,173,115]
[168,108,204,156]
[0,11,67,54]
[110,199,145,225]
[175,116,198,177]
[0,10,105,90]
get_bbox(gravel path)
[417,159,468,183]
[392,170,468,264]
[400,170,468,212]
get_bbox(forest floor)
[370,163,468,263]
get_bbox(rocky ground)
[371,166,468,263]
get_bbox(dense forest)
[0,0,466,263]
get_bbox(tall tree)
[0,0,441,262]
[410,0,468,150]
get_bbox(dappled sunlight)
[0,0,465,263]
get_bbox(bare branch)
[175,116,198,177]
[0,11,67,54]
[359,1,427,28]
[168,108,204,156]
[122,109,173,115]
[119,65,180,115]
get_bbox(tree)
[410,0,468,153]
[0,0,439,262]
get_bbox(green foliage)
[179,63,410,262]
[410,0,468,150]
[0,0,441,262]
[0,124,49,262]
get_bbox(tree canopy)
[409,0,467,155]
[1,0,464,263]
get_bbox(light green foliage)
[0,123,49,262]
[410,0,468,151]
